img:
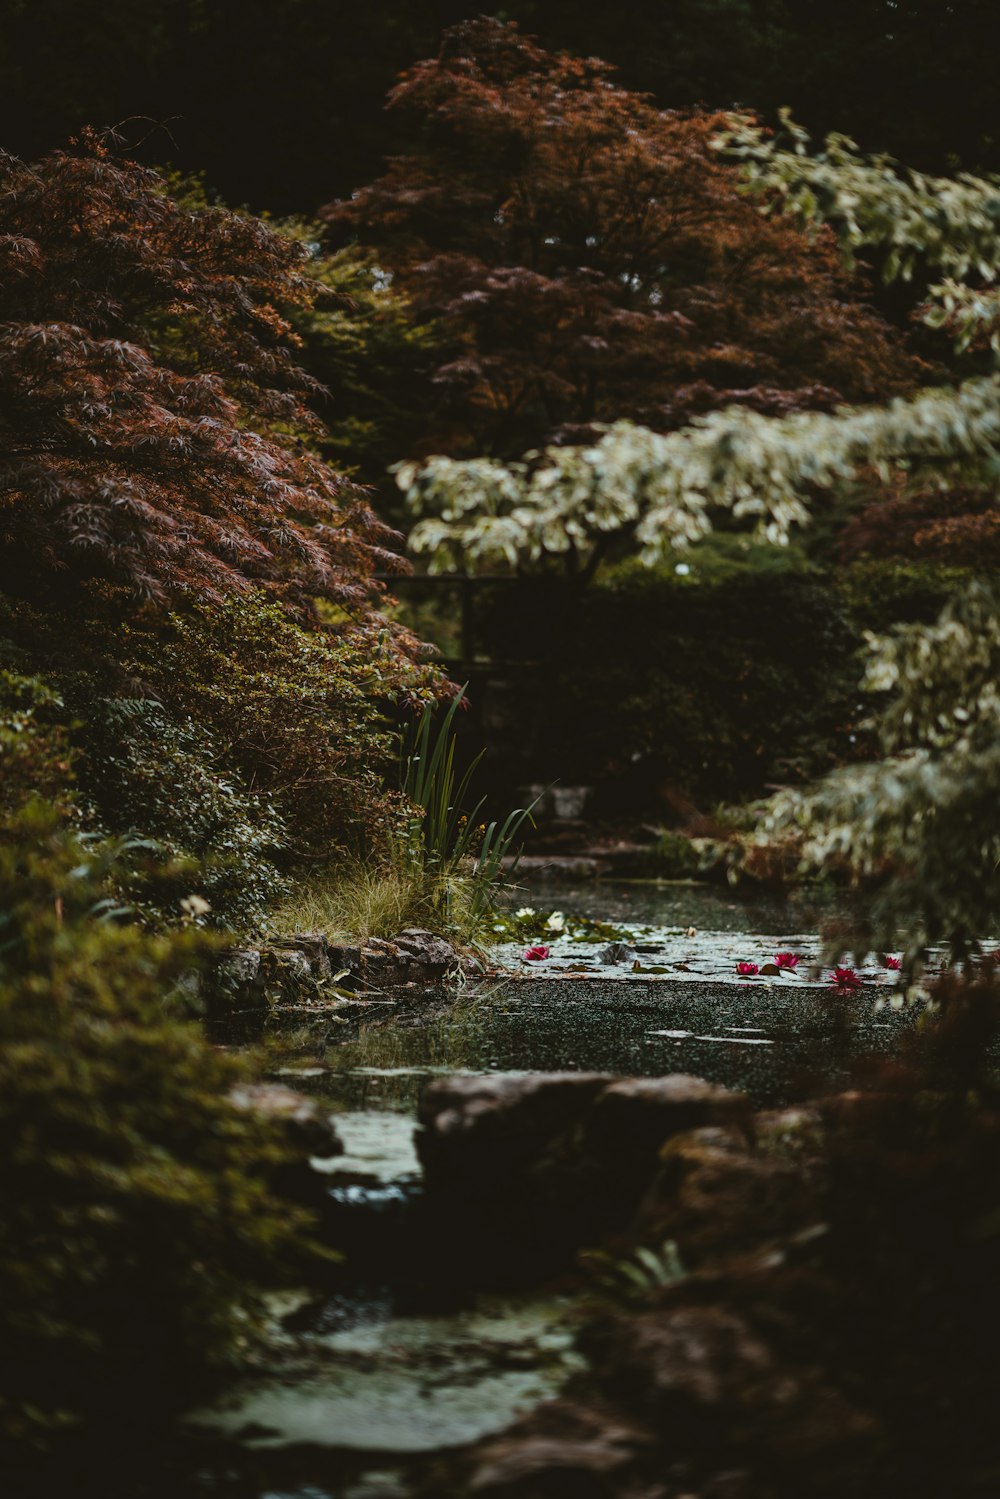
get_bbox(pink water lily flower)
[523,944,550,963]
[883,955,902,970]
[774,952,801,970]
[829,966,862,993]
[736,961,759,976]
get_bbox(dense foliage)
[0,133,408,637]
[328,18,915,486]
[401,116,1000,959]
[80,694,287,930]
[766,584,1000,964]
[0,136,442,929]
[0,680,314,1450]
[287,240,446,485]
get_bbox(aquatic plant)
[829,966,863,993]
[402,691,535,935]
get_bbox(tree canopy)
[325,18,917,474]
[400,115,1000,961]
[0,132,408,637]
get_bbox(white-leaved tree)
[399,118,1000,964]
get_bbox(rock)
[325,931,460,990]
[416,1075,761,1281]
[327,943,364,992]
[584,1075,748,1160]
[220,947,262,986]
[272,932,332,981]
[466,1400,651,1496]
[598,941,637,966]
[229,1082,343,1159]
[586,1301,876,1461]
[599,1304,776,1413]
[636,1126,818,1262]
[358,940,403,986]
[274,947,312,983]
[211,946,268,1021]
[752,1105,825,1162]
[417,1071,613,1190]
[393,928,458,974]
[174,967,203,1010]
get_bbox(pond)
[165,877,916,1499]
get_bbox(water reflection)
[506,874,856,933]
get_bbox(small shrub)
[0,671,73,815]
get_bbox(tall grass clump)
[271,859,433,943]
[401,691,535,934]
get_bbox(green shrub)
[117,593,406,861]
[0,801,314,1452]
[0,671,73,816]
[837,556,976,635]
[81,696,286,931]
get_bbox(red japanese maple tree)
[0,131,406,631]
[323,18,921,462]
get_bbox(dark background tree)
[0,2,998,216]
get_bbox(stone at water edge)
[393,927,460,975]
[328,928,466,990]
[582,1074,749,1159]
[271,931,333,981]
[417,1072,614,1189]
